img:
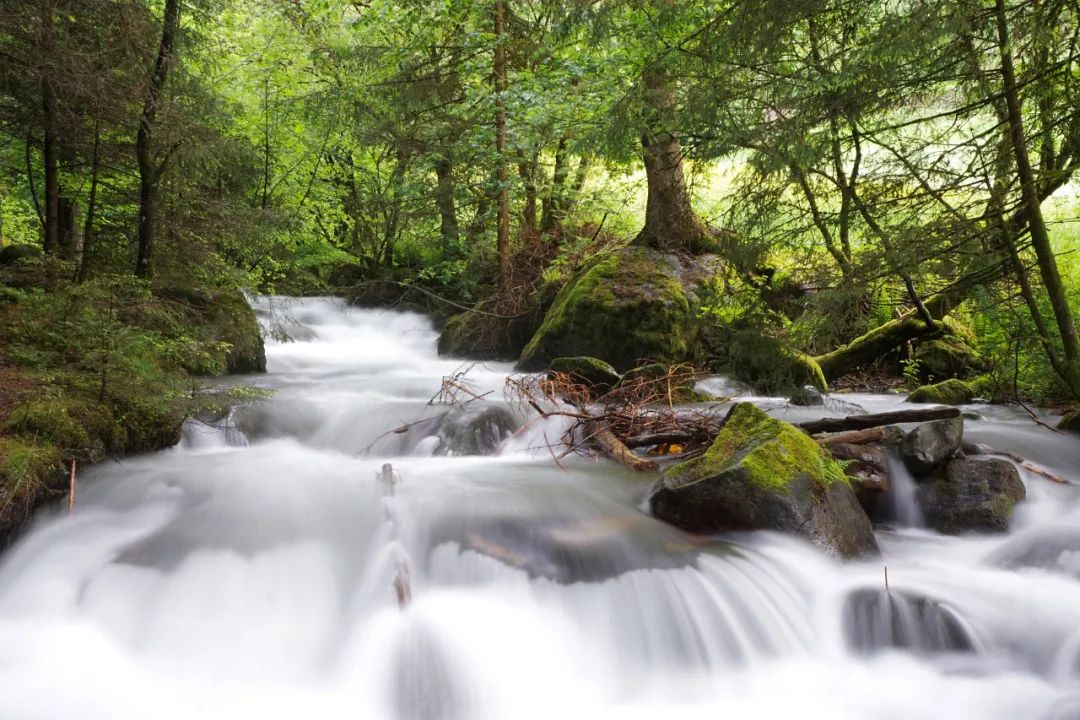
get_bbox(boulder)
[648,403,878,558]
[988,527,1080,578]
[916,457,1026,534]
[843,588,976,655]
[790,385,825,406]
[549,356,621,391]
[913,317,982,382]
[1057,410,1080,435]
[906,378,975,405]
[0,244,41,266]
[900,416,963,475]
[517,246,720,372]
[438,302,541,361]
[830,442,891,495]
[435,405,517,456]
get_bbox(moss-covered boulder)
[549,356,622,390]
[703,316,828,393]
[907,379,975,405]
[438,301,542,361]
[1058,411,1080,435]
[162,287,266,375]
[648,403,878,557]
[517,247,720,372]
[916,458,1025,534]
[911,316,982,383]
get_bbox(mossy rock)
[2,398,122,460]
[649,403,878,557]
[1058,411,1080,434]
[438,301,542,361]
[162,286,266,375]
[0,438,64,547]
[907,379,975,405]
[703,317,827,393]
[549,356,622,390]
[517,246,719,372]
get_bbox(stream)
[2,296,1080,719]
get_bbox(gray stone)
[917,457,1026,534]
[790,385,825,406]
[900,416,964,475]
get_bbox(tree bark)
[799,407,960,435]
[494,0,510,284]
[78,120,101,283]
[540,136,569,233]
[993,0,1080,390]
[40,0,59,255]
[434,156,459,251]
[135,0,181,278]
[634,64,706,253]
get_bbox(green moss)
[549,356,622,388]
[666,403,849,492]
[907,378,975,405]
[518,247,704,371]
[0,438,62,510]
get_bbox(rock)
[549,356,622,391]
[988,527,1080,578]
[0,244,41,266]
[790,385,825,406]
[917,457,1026,534]
[435,405,517,456]
[830,443,891,494]
[648,403,878,558]
[619,363,669,384]
[913,317,982,382]
[1057,410,1080,434]
[438,302,541,361]
[906,378,975,405]
[517,246,720,372]
[900,416,964,475]
[843,588,976,655]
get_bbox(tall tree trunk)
[518,155,538,232]
[540,136,569,233]
[78,120,101,282]
[40,0,59,255]
[494,0,510,284]
[261,74,272,209]
[135,0,181,278]
[994,0,1080,390]
[434,156,459,251]
[635,65,705,253]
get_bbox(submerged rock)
[789,385,825,407]
[917,458,1026,534]
[517,246,719,372]
[549,356,622,391]
[989,527,1080,578]
[843,588,977,655]
[438,302,541,361]
[906,378,975,405]
[900,416,964,475]
[434,405,517,456]
[1057,410,1080,435]
[648,403,878,558]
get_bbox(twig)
[67,460,76,513]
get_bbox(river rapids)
[1,297,1080,719]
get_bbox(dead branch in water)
[815,427,887,446]
[506,365,725,471]
[67,460,76,513]
[799,407,960,434]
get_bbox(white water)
[2,297,1080,720]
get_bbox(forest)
[1,0,1080,528]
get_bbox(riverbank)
[0,256,266,546]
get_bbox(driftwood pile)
[508,367,964,472]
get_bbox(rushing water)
[2,297,1080,720]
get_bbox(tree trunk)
[40,0,59,255]
[993,0,1080,391]
[434,156,459,252]
[135,0,181,278]
[78,120,101,283]
[635,65,705,253]
[540,136,569,232]
[494,0,510,284]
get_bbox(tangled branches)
[507,363,729,471]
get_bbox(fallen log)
[585,421,659,472]
[799,407,960,435]
[815,427,887,447]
